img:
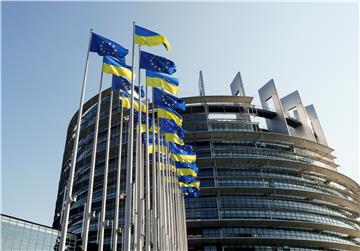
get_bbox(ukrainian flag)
[175,161,199,173]
[179,181,200,189]
[119,92,146,113]
[135,25,171,50]
[172,153,196,163]
[146,70,179,95]
[165,133,184,146]
[103,56,133,80]
[177,168,197,177]
[148,144,167,154]
[158,107,182,126]
[150,125,160,134]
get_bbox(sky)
[2,2,359,226]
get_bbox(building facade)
[1,214,77,251]
[183,74,360,250]
[53,73,360,250]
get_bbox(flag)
[172,153,196,163]
[153,88,185,111]
[90,32,128,58]
[146,70,179,95]
[175,161,199,174]
[178,175,197,184]
[140,51,176,75]
[135,25,171,50]
[149,125,160,134]
[182,186,200,198]
[103,56,132,79]
[112,76,144,98]
[159,119,185,139]
[158,107,182,126]
[119,91,146,112]
[164,133,184,146]
[177,168,197,177]
[179,180,200,189]
[169,143,193,154]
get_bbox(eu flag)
[153,88,186,111]
[169,143,193,155]
[159,119,185,138]
[140,51,176,75]
[112,76,145,98]
[90,32,128,59]
[178,175,197,184]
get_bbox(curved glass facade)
[53,90,360,251]
[181,96,360,251]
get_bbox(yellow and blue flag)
[179,180,200,189]
[146,70,179,95]
[119,91,146,112]
[135,25,171,50]
[165,133,184,146]
[172,153,196,163]
[177,168,197,178]
[158,107,182,126]
[103,56,133,80]
[175,161,199,173]
[140,51,176,75]
[90,32,128,59]
[153,88,185,111]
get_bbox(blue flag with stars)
[140,51,176,75]
[90,32,128,59]
[153,87,185,111]
[112,76,145,98]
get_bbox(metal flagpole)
[82,68,105,251]
[160,133,169,250]
[133,124,140,250]
[151,98,158,251]
[112,102,124,251]
[156,120,164,251]
[98,89,113,251]
[181,193,188,250]
[123,21,137,251]
[145,86,151,251]
[59,29,93,251]
[164,145,172,249]
[134,45,144,251]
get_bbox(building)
[53,72,360,250]
[183,73,360,250]
[53,89,129,249]
[1,214,77,251]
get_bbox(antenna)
[199,70,206,96]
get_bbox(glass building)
[182,75,360,250]
[1,214,77,251]
[53,73,360,250]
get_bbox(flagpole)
[112,101,124,251]
[98,89,113,251]
[134,44,144,251]
[59,29,93,251]
[145,85,151,251]
[151,97,158,251]
[156,120,164,251]
[82,68,105,251]
[123,21,137,251]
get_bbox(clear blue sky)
[2,2,358,226]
